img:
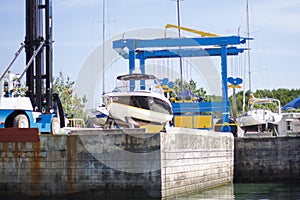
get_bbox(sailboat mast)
[176,0,181,37]
[246,0,251,93]
[242,0,251,113]
[175,0,183,92]
[102,0,106,94]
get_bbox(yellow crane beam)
[165,23,219,37]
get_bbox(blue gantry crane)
[112,25,251,132]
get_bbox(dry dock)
[0,127,233,199]
[1,128,299,199]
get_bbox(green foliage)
[231,90,251,113]
[173,79,209,101]
[53,72,87,119]
[172,79,227,117]
[207,94,222,102]
[230,88,300,113]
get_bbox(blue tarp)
[178,90,198,98]
[281,96,300,111]
[177,90,203,102]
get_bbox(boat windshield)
[112,77,163,94]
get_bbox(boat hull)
[239,122,277,133]
[104,92,173,127]
[86,106,109,128]
[238,109,282,132]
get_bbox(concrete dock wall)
[234,136,300,183]
[161,128,234,199]
[0,127,234,199]
[0,128,162,199]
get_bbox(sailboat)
[237,94,282,133]
[237,0,283,133]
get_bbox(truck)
[0,72,63,134]
[0,0,65,134]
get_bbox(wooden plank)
[0,128,40,142]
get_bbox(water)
[174,183,300,200]
[1,183,299,199]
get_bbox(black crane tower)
[25,0,53,112]
[24,0,65,127]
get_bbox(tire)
[51,117,60,134]
[13,114,29,128]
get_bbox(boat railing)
[112,84,164,94]
[250,98,281,114]
[67,118,85,128]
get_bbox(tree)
[53,71,87,119]
[172,79,210,101]
[230,88,300,114]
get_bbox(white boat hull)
[238,109,282,132]
[103,73,173,127]
[107,102,173,126]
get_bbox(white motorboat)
[237,94,282,133]
[86,105,109,127]
[103,74,173,127]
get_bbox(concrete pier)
[161,128,234,198]
[0,127,234,199]
[234,136,300,183]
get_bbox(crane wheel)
[51,117,60,134]
[13,114,29,128]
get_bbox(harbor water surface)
[174,183,300,200]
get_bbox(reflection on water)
[174,183,300,200]
[233,183,300,200]
[1,183,299,199]
[173,183,234,200]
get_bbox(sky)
[1,0,300,95]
